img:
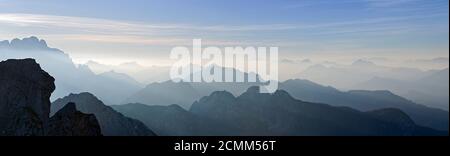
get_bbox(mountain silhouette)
[0,59,101,136]
[1,37,142,104]
[297,59,428,89]
[51,92,156,136]
[189,87,446,136]
[125,78,448,131]
[279,79,449,131]
[99,70,143,87]
[125,81,202,109]
[355,68,449,110]
[48,102,102,136]
[297,59,449,110]
[112,103,236,136]
[125,65,262,109]
[85,60,171,84]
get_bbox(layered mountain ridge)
[1,37,142,104]
[113,87,446,136]
[51,92,156,136]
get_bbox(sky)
[0,0,449,66]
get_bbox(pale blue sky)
[0,0,448,65]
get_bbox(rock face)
[0,59,103,136]
[0,59,55,136]
[51,93,156,136]
[48,103,102,136]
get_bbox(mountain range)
[112,103,234,136]
[354,68,449,110]
[1,36,142,104]
[86,60,171,84]
[296,60,449,110]
[113,87,446,136]
[279,79,449,131]
[123,78,448,131]
[190,87,445,135]
[124,65,262,109]
[51,93,156,136]
[1,37,448,136]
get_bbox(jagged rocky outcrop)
[0,36,53,50]
[0,59,55,136]
[51,93,156,136]
[48,103,102,136]
[0,59,102,136]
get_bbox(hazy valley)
[0,37,448,136]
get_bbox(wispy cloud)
[59,34,190,46]
[282,0,358,9]
[0,13,184,35]
[0,13,301,34]
[0,13,308,46]
[364,0,421,7]
[362,0,449,15]
[1,13,442,35]
[0,12,447,47]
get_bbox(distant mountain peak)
[69,92,97,98]
[348,90,399,98]
[168,104,185,110]
[2,36,51,50]
[208,91,236,100]
[283,79,339,92]
[56,102,78,114]
[285,79,315,84]
[238,86,264,99]
[230,85,296,103]
[52,92,156,136]
[48,102,102,136]
[368,108,416,126]
[192,91,236,110]
[245,86,261,94]
[61,92,105,108]
[273,90,293,98]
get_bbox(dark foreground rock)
[0,59,102,136]
[48,103,102,136]
[52,93,156,136]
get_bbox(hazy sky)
[0,0,448,65]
